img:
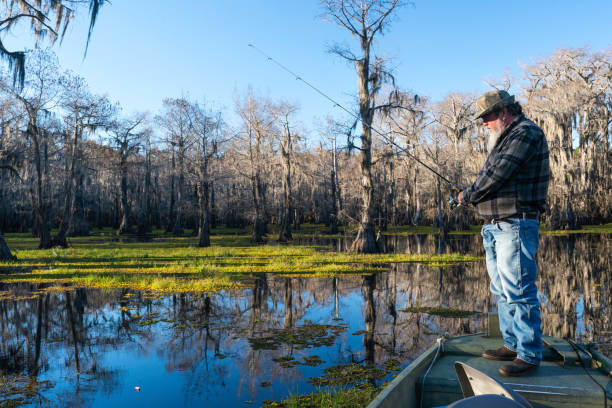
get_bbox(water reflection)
[297,233,482,255]
[0,233,610,407]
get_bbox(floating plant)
[400,306,478,318]
[248,321,347,351]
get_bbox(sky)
[5,0,612,138]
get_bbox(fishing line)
[568,339,609,408]
[420,335,446,408]
[248,43,463,192]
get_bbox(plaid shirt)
[462,114,550,219]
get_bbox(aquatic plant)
[400,306,478,318]
[0,374,54,407]
[248,322,347,351]
[261,384,379,408]
[302,355,324,366]
[541,223,612,236]
[309,363,389,386]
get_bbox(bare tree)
[0,0,105,255]
[430,93,475,229]
[187,101,224,247]
[109,113,147,235]
[329,129,343,233]
[53,73,114,246]
[0,43,609,250]
[235,91,275,243]
[321,118,345,234]
[1,50,61,249]
[138,128,154,234]
[156,98,194,236]
[275,102,299,242]
[432,93,475,155]
[0,87,21,260]
[524,47,612,227]
[389,93,429,225]
[421,127,450,234]
[321,0,406,252]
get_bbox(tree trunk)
[38,210,52,249]
[117,156,130,235]
[70,172,90,236]
[349,55,379,253]
[166,151,176,232]
[197,162,210,247]
[173,141,185,236]
[138,148,152,235]
[388,154,396,225]
[350,144,379,252]
[412,167,422,225]
[330,169,339,234]
[251,210,266,244]
[251,174,267,244]
[0,231,16,261]
[26,122,53,249]
[435,176,448,235]
[292,208,300,231]
[54,124,81,247]
[330,138,342,234]
[278,124,292,242]
[209,180,217,229]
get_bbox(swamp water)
[0,233,610,407]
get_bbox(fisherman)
[458,90,550,377]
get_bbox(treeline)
[0,47,610,253]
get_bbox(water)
[0,233,610,407]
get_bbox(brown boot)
[481,346,517,361]
[499,358,538,377]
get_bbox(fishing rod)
[248,44,464,208]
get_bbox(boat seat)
[454,362,532,407]
[446,394,524,408]
[430,362,533,408]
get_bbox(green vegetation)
[262,384,380,408]
[291,222,612,237]
[249,322,347,351]
[0,226,482,294]
[400,306,479,318]
[0,374,54,408]
[540,223,612,236]
[309,363,392,386]
[302,355,324,366]
[263,359,401,408]
[292,223,478,236]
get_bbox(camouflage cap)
[474,90,515,119]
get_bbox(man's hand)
[458,191,467,207]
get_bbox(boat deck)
[420,334,611,408]
[367,315,612,408]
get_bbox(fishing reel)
[448,196,459,209]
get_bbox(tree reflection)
[362,274,376,368]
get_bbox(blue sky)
[6,0,612,137]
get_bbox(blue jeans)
[481,218,542,365]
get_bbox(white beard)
[487,122,505,151]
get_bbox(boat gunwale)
[367,333,483,408]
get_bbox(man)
[458,90,550,377]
